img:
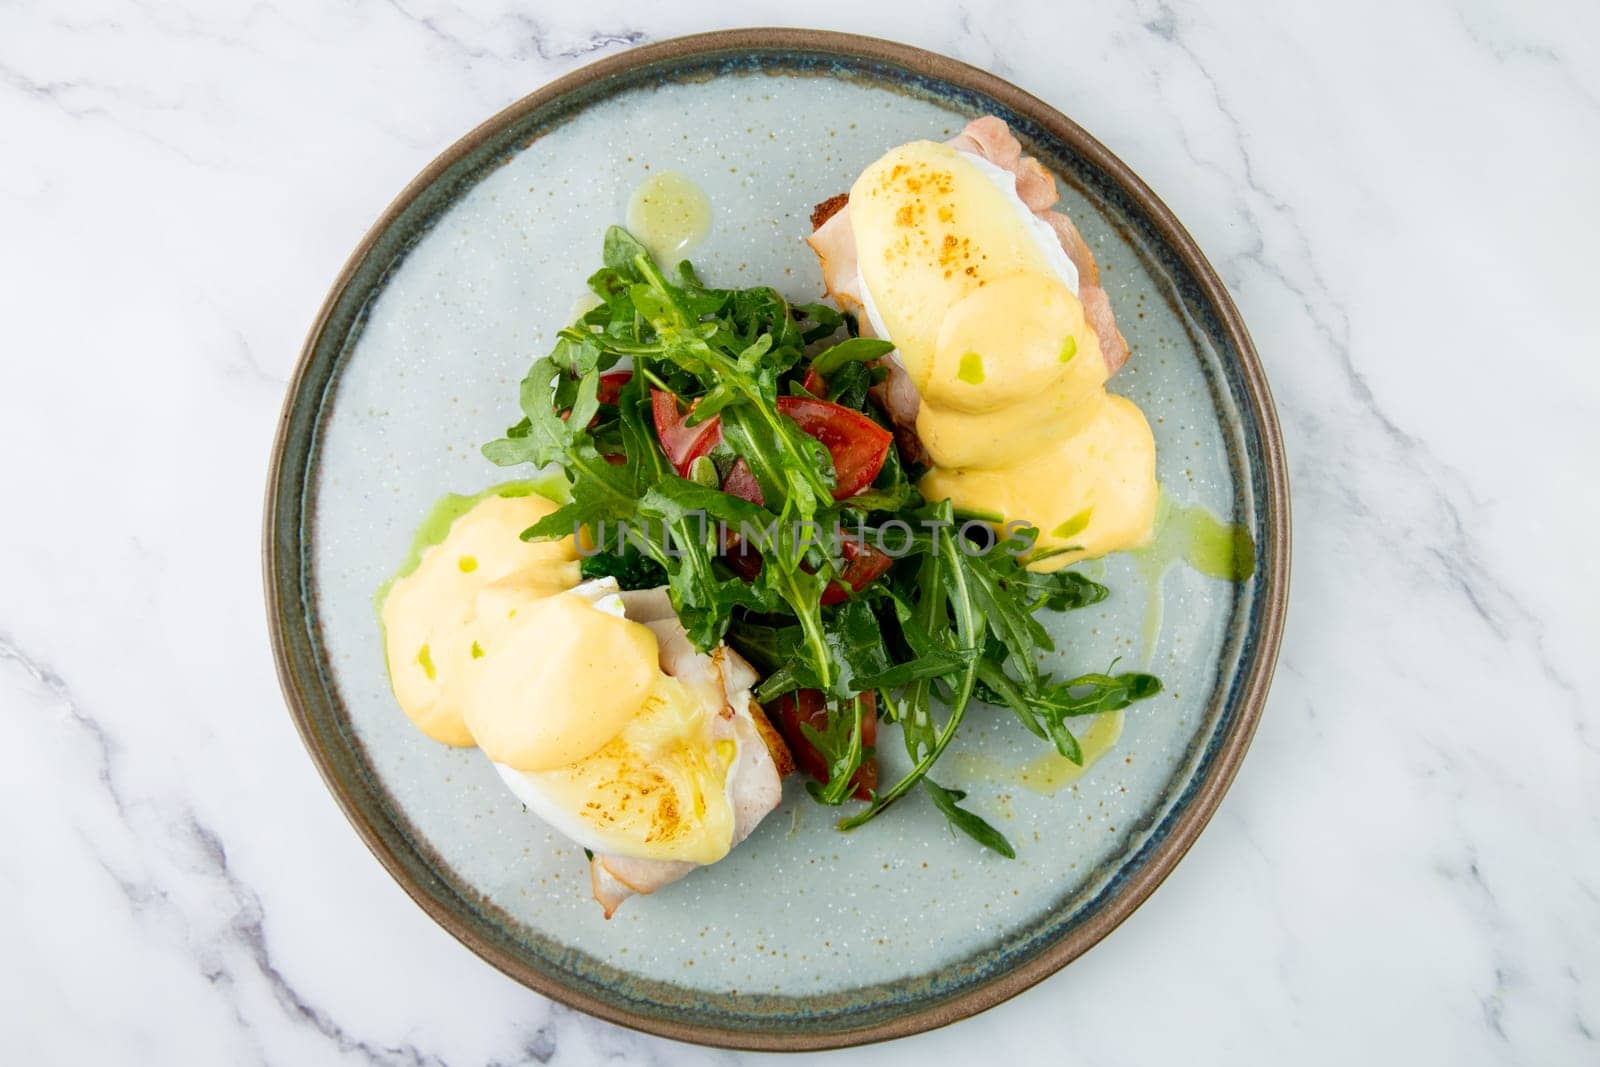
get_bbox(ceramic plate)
[265,30,1288,1050]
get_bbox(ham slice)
[804,116,1130,442]
[806,201,866,323]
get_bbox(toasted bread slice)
[747,698,795,778]
[810,192,849,230]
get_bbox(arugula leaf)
[801,694,869,806]
[481,431,535,468]
[963,551,1050,688]
[753,501,835,693]
[752,663,809,704]
[517,444,637,541]
[922,779,1015,858]
[840,502,983,829]
[632,479,766,648]
[726,621,804,675]
[640,476,770,531]
[974,669,1162,763]
[720,392,835,511]
[822,598,893,698]
[602,225,651,274]
[973,656,1051,746]
[894,551,948,764]
[822,360,876,411]
[794,300,846,344]
[849,647,971,690]
[579,547,667,590]
[994,562,1110,612]
[1031,671,1163,717]
[481,358,570,468]
[809,337,896,377]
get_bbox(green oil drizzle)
[958,351,986,384]
[1015,710,1124,795]
[947,710,1125,795]
[1051,508,1093,540]
[626,171,711,265]
[416,644,436,680]
[1133,489,1258,660]
[1059,335,1078,363]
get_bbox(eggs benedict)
[380,487,793,916]
[806,117,1158,567]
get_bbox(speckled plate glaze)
[265,30,1288,1050]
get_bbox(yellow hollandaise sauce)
[460,590,661,771]
[380,486,584,746]
[848,140,1158,570]
[378,486,738,864]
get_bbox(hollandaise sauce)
[846,139,1158,571]
[378,484,586,746]
[377,486,741,865]
[373,477,568,616]
[627,171,711,265]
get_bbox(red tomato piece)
[721,534,889,604]
[818,539,894,606]
[775,396,893,500]
[650,388,721,473]
[651,388,891,502]
[596,371,633,406]
[722,538,764,582]
[720,459,762,504]
[770,690,878,801]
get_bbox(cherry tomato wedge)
[596,371,633,407]
[819,539,894,606]
[770,689,878,801]
[714,397,894,506]
[719,459,763,504]
[650,388,721,471]
[774,396,893,500]
[721,535,889,603]
[648,384,893,505]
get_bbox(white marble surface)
[2,0,1597,1062]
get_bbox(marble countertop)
[4,1,1597,1063]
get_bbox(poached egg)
[380,489,778,886]
[841,136,1159,567]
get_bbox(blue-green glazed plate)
[265,29,1289,1051]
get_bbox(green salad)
[482,226,1160,856]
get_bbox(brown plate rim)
[263,27,1291,1052]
